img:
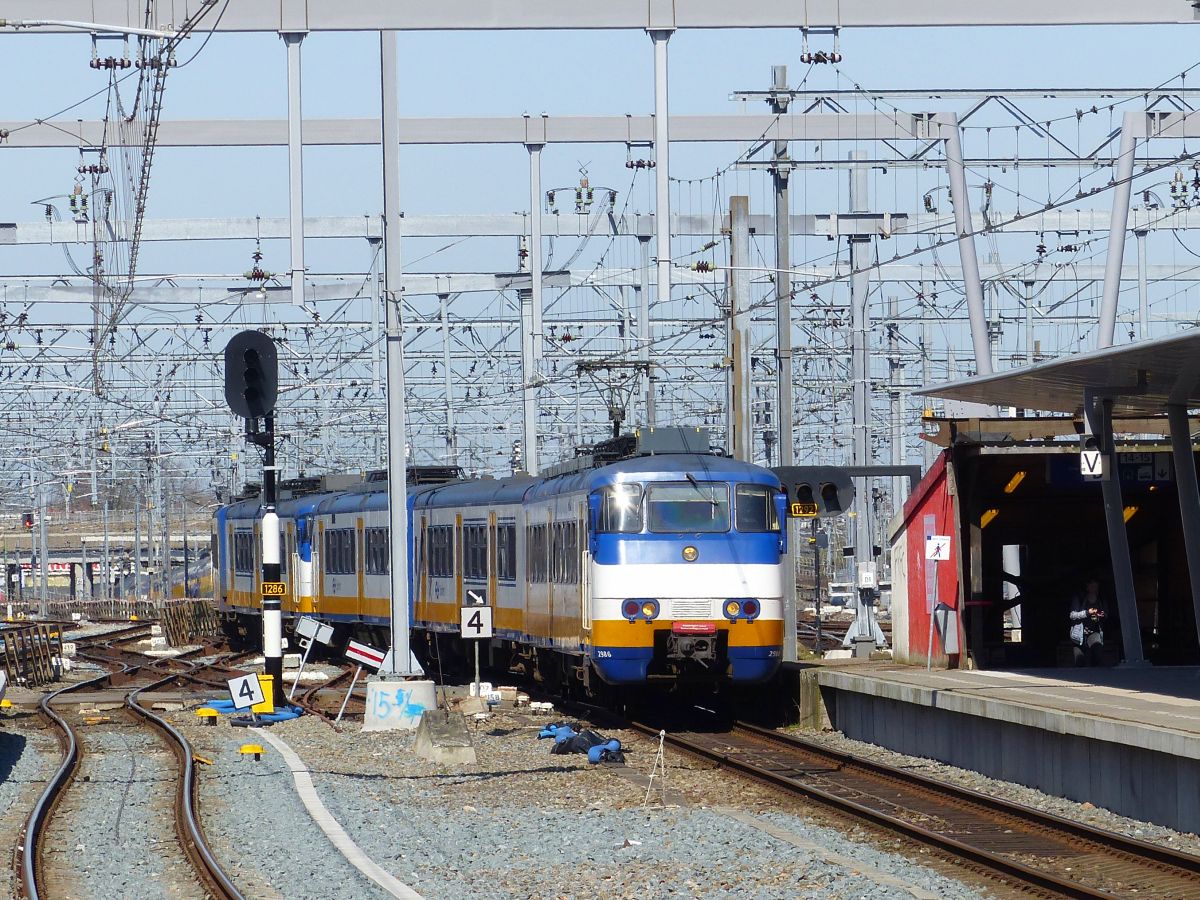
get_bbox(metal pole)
[650,28,672,420]
[528,143,545,369]
[260,415,285,705]
[1167,404,1200,652]
[133,491,141,600]
[1024,279,1035,365]
[637,236,655,425]
[102,500,110,607]
[38,488,48,617]
[1099,111,1139,349]
[335,665,363,722]
[728,195,753,462]
[439,293,457,466]
[519,287,538,474]
[771,66,799,662]
[381,30,415,677]
[812,519,822,654]
[1136,230,1149,339]
[1091,396,1146,664]
[943,113,992,376]
[284,31,306,307]
[183,499,190,600]
[849,154,872,568]
[369,237,381,395]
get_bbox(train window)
[527,524,547,583]
[324,528,357,575]
[497,523,516,581]
[597,484,643,533]
[646,482,731,533]
[233,531,255,575]
[735,485,780,533]
[365,527,390,575]
[427,525,453,578]
[463,524,487,580]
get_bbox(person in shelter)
[1068,577,1107,666]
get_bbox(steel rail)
[129,674,244,900]
[17,629,246,900]
[627,719,1200,899]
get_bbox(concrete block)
[150,624,163,636]
[149,635,168,650]
[361,679,435,732]
[283,653,302,670]
[61,642,77,658]
[497,686,519,702]
[457,696,488,715]
[413,710,478,766]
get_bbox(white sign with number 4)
[460,605,493,640]
[227,673,265,710]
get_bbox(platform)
[808,663,1200,834]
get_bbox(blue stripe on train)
[592,532,781,566]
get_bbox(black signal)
[224,330,278,419]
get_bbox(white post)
[380,30,416,677]
[284,31,306,307]
[943,113,992,376]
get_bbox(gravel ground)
[0,713,56,899]
[217,707,986,899]
[181,715,387,900]
[794,727,1200,856]
[41,713,207,900]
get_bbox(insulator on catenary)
[692,261,714,272]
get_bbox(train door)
[311,521,322,614]
[454,514,464,607]
[578,502,591,644]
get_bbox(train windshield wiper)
[685,472,718,511]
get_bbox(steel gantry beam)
[0,113,946,148]
[1,1,1196,30]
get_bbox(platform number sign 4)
[460,605,493,640]
[227,673,265,711]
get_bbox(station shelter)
[891,331,1200,670]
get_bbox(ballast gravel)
[41,717,207,900]
[180,708,986,899]
[0,713,57,898]
[795,727,1200,857]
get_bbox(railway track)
[634,720,1200,899]
[16,630,246,900]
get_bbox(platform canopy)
[920,329,1200,416]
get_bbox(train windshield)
[735,484,780,532]
[646,481,730,533]
[597,483,644,533]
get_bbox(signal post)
[224,330,286,707]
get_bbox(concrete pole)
[637,236,656,425]
[1099,111,1140,349]
[1024,279,1035,365]
[284,32,306,307]
[920,285,935,469]
[1136,230,1149,339]
[380,30,416,677]
[651,29,672,412]
[102,500,110,606]
[1167,404,1200,653]
[439,293,457,465]
[728,196,753,462]
[943,113,992,376]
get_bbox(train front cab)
[585,463,788,686]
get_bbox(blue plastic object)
[587,739,622,764]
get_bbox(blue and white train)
[214,427,788,692]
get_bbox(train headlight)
[742,599,760,621]
[641,599,660,621]
[622,600,641,622]
[682,545,698,562]
[723,599,743,620]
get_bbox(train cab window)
[647,482,731,533]
[735,484,780,533]
[597,484,643,533]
